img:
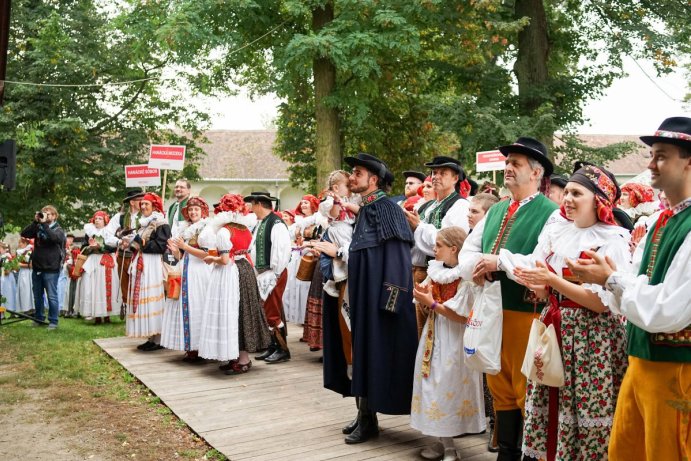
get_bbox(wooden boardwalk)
[95,329,495,461]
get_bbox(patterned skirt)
[302,263,324,349]
[236,258,271,352]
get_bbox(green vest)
[254,214,286,271]
[627,206,691,362]
[481,194,557,313]
[168,197,189,226]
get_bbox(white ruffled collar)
[210,211,257,232]
[426,259,463,284]
[180,218,208,241]
[84,223,107,238]
[139,211,165,227]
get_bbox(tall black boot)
[342,397,360,435]
[344,398,379,444]
[265,327,291,363]
[255,333,277,361]
[495,409,523,461]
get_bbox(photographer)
[20,205,66,329]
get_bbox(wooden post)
[161,169,168,201]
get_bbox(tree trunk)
[513,0,553,150]
[312,2,341,191]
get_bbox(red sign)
[148,144,186,170]
[476,150,507,172]
[125,164,161,187]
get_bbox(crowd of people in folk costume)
[2,116,689,461]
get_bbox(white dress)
[197,226,240,361]
[76,224,122,318]
[410,261,486,437]
[126,213,167,337]
[161,219,214,351]
[0,258,18,312]
[283,244,311,324]
[16,247,34,312]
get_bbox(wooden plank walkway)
[95,328,495,461]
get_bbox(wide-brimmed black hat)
[402,171,426,183]
[344,153,389,180]
[640,116,691,149]
[499,137,554,176]
[122,188,145,203]
[424,156,465,179]
[243,191,279,205]
[549,174,568,189]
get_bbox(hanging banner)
[476,150,507,172]
[125,164,161,187]
[148,144,186,170]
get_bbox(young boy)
[468,193,500,231]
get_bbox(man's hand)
[312,241,337,258]
[404,210,421,231]
[472,255,498,284]
[565,250,617,286]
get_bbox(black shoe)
[264,348,291,363]
[137,341,154,350]
[255,335,277,361]
[141,343,164,352]
[344,399,379,444]
[342,417,358,435]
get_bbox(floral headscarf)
[181,196,210,221]
[621,183,655,208]
[89,210,110,226]
[563,164,618,225]
[215,193,247,214]
[141,193,164,213]
[294,194,320,216]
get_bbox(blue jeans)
[32,270,60,325]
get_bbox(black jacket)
[20,221,66,272]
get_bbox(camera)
[35,211,44,220]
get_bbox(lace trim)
[522,446,544,460]
[525,402,613,428]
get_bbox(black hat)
[498,137,554,176]
[243,191,279,205]
[549,174,568,189]
[384,169,395,187]
[402,171,426,183]
[123,188,145,203]
[344,153,389,180]
[468,178,479,196]
[640,116,691,149]
[424,156,465,179]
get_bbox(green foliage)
[0,0,209,230]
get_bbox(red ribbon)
[100,253,115,312]
[167,275,182,300]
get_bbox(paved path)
[95,330,494,460]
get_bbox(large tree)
[0,0,208,230]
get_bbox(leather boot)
[265,327,291,363]
[342,397,359,434]
[495,409,523,461]
[255,334,277,361]
[344,398,379,444]
[488,409,499,452]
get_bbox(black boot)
[495,409,523,461]
[255,334,277,361]
[265,327,291,363]
[488,408,499,453]
[342,397,359,435]
[344,398,379,444]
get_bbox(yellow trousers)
[609,356,691,461]
[487,309,537,412]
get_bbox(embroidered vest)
[254,214,286,271]
[424,193,462,229]
[481,194,557,313]
[628,206,691,362]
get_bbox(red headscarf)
[458,179,471,199]
[141,193,164,213]
[294,194,320,216]
[561,165,618,225]
[621,183,655,208]
[215,193,247,214]
[89,210,110,225]
[181,196,210,221]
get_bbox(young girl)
[16,238,34,313]
[411,226,486,461]
[0,242,18,313]
[318,170,360,297]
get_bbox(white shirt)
[605,197,691,333]
[457,193,563,281]
[414,195,471,257]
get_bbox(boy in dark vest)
[245,192,292,364]
[568,117,691,461]
[458,137,561,460]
